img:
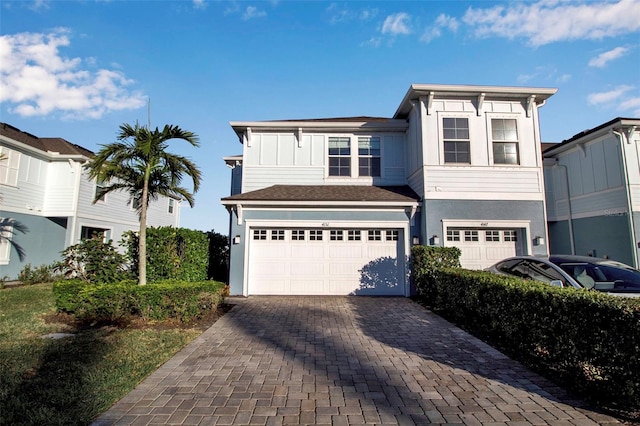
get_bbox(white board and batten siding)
[0,146,49,215]
[242,132,407,192]
[245,223,408,296]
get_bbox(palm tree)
[85,123,201,285]
[0,153,29,262]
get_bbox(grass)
[0,283,205,426]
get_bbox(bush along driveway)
[94,296,621,425]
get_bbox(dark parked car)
[486,255,640,297]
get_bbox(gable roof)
[0,123,94,158]
[222,185,420,205]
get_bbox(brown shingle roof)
[0,123,94,157]
[222,185,420,203]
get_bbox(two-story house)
[0,123,182,280]
[222,84,557,296]
[544,117,640,267]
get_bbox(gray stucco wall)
[424,199,548,255]
[2,213,68,280]
[226,208,418,296]
[548,221,572,255]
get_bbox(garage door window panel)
[253,229,267,240]
[348,230,361,241]
[330,230,344,241]
[292,230,305,241]
[386,230,399,241]
[309,230,323,241]
[464,230,478,242]
[486,231,500,242]
[368,230,382,241]
[447,230,460,242]
[271,230,285,240]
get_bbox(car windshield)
[556,261,640,292]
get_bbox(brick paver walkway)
[94,297,620,425]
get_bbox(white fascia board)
[0,135,88,162]
[221,200,420,208]
[229,120,409,137]
[394,84,558,118]
[544,118,640,157]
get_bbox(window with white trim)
[309,230,323,241]
[464,230,479,242]
[486,231,500,242]
[292,230,305,241]
[330,230,344,241]
[80,226,109,241]
[328,137,351,177]
[95,176,107,203]
[358,137,380,177]
[443,118,470,164]
[447,229,460,241]
[347,230,361,241]
[253,229,267,240]
[368,230,382,241]
[168,198,175,214]
[0,147,20,187]
[271,230,285,240]
[492,119,519,165]
[386,230,399,241]
[504,230,517,241]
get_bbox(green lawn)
[0,283,203,426]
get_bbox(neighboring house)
[222,84,557,296]
[544,117,640,267]
[0,123,182,279]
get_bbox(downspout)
[553,162,575,254]
[612,128,638,268]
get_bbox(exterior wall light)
[233,235,241,245]
[412,236,420,245]
[430,235,440,245]
[533,236,545,246]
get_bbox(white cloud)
[516,65,571,85]
[381,13,411,35]
[193,0,207,10]
[242,6,266,20]
[0,29,146,119]
[588,46,629,67]
[587,85,633,105]
[463,0,640,46]
[421,14,458,43]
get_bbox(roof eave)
[544,117,640,156]
[0,135,90,161]
[221,199,420,208]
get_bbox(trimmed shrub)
[122,227,209,282]
[410,245,460,296]
[52,279,226,324]
[415,267,640,410]
[18,263,58,285]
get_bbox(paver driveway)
[94,297,620,425]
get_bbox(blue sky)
[1,0,639,234]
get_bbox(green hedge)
[122,227,209,282]
[411,246,461,292]
[53,279,226,324]
[415,267,640,410]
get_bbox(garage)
[247,227,406,295]
[445,227,521,270]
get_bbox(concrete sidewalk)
[94,296,620,425]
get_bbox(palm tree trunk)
[139,168,150,286]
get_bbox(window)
[0,147,20,187]
[464,230,479,242]
[368,230,382,241]
[330,230,344,241]
[253,229,267,240]
[309,230,323,241]
[492,119,519,165]
[358,137,380,177]
[271,230,285,240]
[485,231,500,242]
[95,176,107,203]
[446,230,460,241]
[168,198,175,214]
[292,230,305,241]
[80,226,109,241]
[328,137,351,176]
[443,118,470,164]
[504,230,517,242]
[386,230,399,241]
[0,222,11,264]
[347,230,361,241]
[129,197,141,211]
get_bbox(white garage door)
[445,228,520,270]
[248,228,405,296]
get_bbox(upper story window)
[492,119,519,165]
[0,147,20,187]
[328,137,351,177]
[358,137,380,177]
[168,198,175,214]
[443,118,470,164]
[95,176,107,203]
